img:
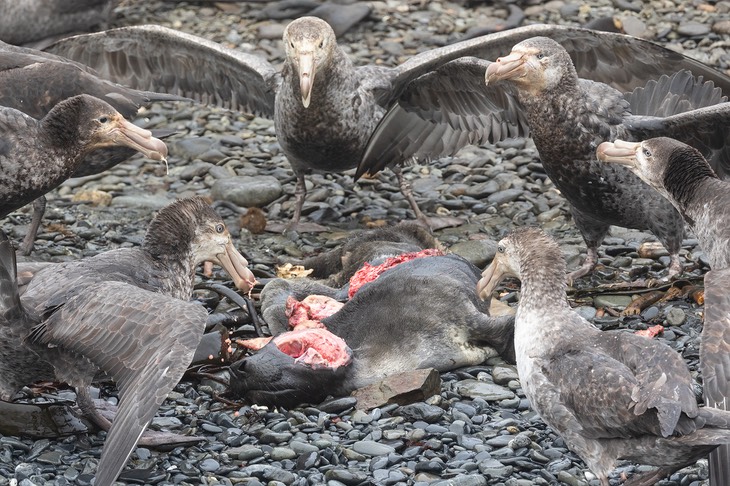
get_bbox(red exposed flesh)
[348,248,444,298]
[286,295,310,328]
[302,295,345,320]
[635,324,664,339]
[295,319,326,330]
[273,328,352,369]
[267,249,441,367]
[286,295,344,329]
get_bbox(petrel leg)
[283,173,329,233]
[76,386,113,431]
[393,165,426,222]
[393,166,461,231]
[568,208,609,284]
[292,174,307,225]
[19,197,46,256]
[76,387,201,447]
[667,252,682,278]
[567,246,599,285]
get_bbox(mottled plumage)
[0,40,185,253]
[0,197,255,486]
[0,94,167,218]
[357,36,730,279]
[485,37,730,278]
[46,23,730,228]
[597,137,730,485]
[477,227,730,486]
[0,40,183,177]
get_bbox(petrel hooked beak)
[596,140,642,167]
[298,52,316,108]
[477,253,510,302]
[212,239,257,293]
[108,115,169,162]
[485,51,527,86]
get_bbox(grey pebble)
[258,430,293,444]
[318,396,357,413]
[289,440,319,454]
[492,364,519,385]
[111,194,172,209]
[574,306,597,320]
[228,444,265,460]
[666,307,686,326]
[211,176,283,207]
[296,450,319,470]
[398,403,445,423]
[642,306,660,320]
[270,447,297,461]
[449,239,498,268]
[325,468,369,484]
[457,380,515,401]
[134,447,151,461]
[199,458,220,472]
[488,188,523,205]
[431,474,487,486]
[352,440,395,456]
[171,136,217,159]
[677,21,711,36]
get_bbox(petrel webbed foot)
[77,387,203,448]
[666,253,683,279]
[566,247,599,286]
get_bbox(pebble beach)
[2,0,730,485]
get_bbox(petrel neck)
[662,148,720,221]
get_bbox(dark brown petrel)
[0,94,167,220]
[0,196,256,486]
[482,37,730,280]
[0,40,184,254]
[46,23,730,231]
[477,227,730,486]
[598,136,730,486]
[358,36,730,280]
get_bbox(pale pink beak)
[485,52,527,86]
[298,52,315,108]
[596,140,641,166]
[110,116,168,162]
[212,240,257,293]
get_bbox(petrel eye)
[536,53,545,60]
[98,116,109,123]
[643,148,652,158]
[497,245,505,253]
[319,40,324,48]
[215,223,225,233]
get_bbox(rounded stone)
[199,458,220,472]
[211,175,283,207]
[666,307,686,326]
[351,440,395,456]
[270,447,297,461]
